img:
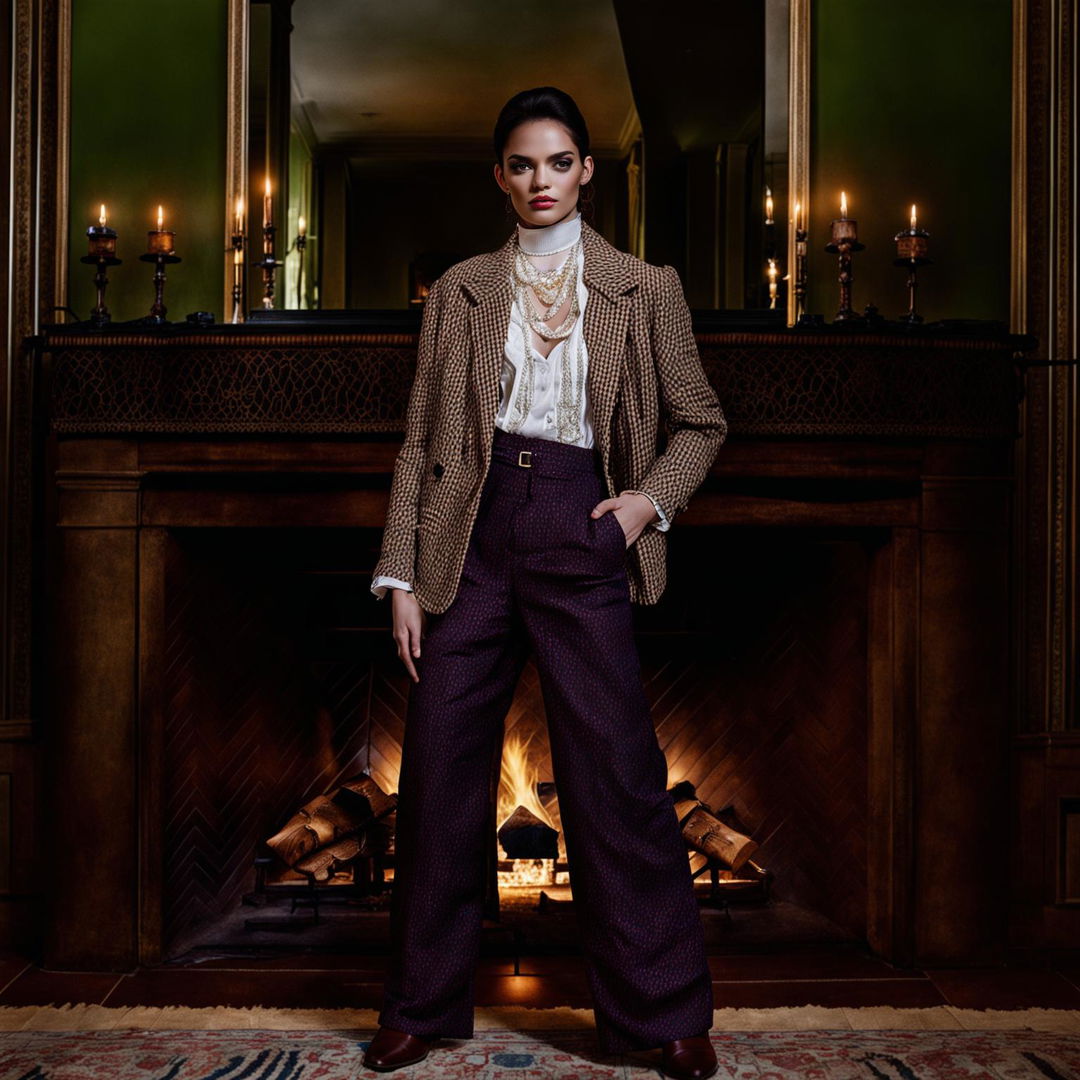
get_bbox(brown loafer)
[661,1033,718,1079]
[362,1026,434,1071]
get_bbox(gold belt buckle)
[517,450,532,468]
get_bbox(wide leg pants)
[377,427,714,1054]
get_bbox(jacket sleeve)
[370,276,446,587]
[634,265,728,525]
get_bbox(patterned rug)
[1,1026,1079,1079]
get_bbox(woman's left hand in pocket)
[590,491,659,547]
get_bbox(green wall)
[808,0,1012,323]
[67,1,226,325]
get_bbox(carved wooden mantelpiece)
[36,323,1035,971]
[39,323,1030,439]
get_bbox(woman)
[363,87,727,1079]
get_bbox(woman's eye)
[511,162,530,172]
[555,159,572,169]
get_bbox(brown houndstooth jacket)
[371,220,728,614]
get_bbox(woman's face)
[494,118,594,229]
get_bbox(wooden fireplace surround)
[34,321,1033,971]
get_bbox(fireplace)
[147,523,874,960]
[39,323,1022,970]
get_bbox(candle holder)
[893,226,932,324]
[825,219,865,324]
[230,232,246,323]
[137,250,182,324]
[291,230,308,309]
[793,225,809,324]
[257,222,283,309]
[79,252,122,327]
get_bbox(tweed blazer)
[371,220,728,614]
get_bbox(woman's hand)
[590,491,659,547]
[391,588,426,683]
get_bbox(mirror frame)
[224,0,811,325]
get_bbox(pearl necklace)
[506,229,586,444]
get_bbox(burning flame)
[840,190,848,218]
[497,730,553,831]
[99,203,107,226]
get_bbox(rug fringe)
[0,1004,1078,1033]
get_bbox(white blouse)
[371,213,668,600]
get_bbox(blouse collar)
[516,210,582,255]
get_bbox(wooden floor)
[2,946,1079,1012]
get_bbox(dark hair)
[493,86,591,166]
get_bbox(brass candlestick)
[893,207,931,324]
[257,221,283,309]
[230,232,246,323]
[825,203,865,324]
[138,251,182,324]
[80,252,122,327]
[83,207,120,327]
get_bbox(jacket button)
[433,462,444,478]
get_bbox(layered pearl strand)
[507,213,585,444]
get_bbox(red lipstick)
[529,196,557,208]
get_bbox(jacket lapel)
[458,220,637,463]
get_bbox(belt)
[490,427,602,477]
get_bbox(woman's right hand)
[391,588,426,682]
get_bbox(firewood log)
[673,798,758,872]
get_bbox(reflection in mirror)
[243,0,791,316]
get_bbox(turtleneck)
[516,210,582,255]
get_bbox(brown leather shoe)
[660,1033,718,1079]
[362,1026,433,1071]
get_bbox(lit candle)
[234,196,244,236]
[895,202,929,260]
[830,190,858,244]
[87,202,117,258]
[793,200,803,233]
[765,187,774,225]
[147,204,175,255]
[263,176,272,229]
[767,258,778,307]
[298,215,306,237]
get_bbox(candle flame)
[840,190,848,217]
[793,200,801,230]
[767,258,778,281]
[157,205,164,229]
[99,204,107,226]
[765,187,774,222]
[265,176,272,197]
[298,215,306,235]
[911,203,917,228]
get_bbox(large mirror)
[228,0,808,322]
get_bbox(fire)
[497,729,554,831]
[497,729,557,887]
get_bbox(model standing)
[363,87,727,1079]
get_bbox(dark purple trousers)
[377,427,713,1053]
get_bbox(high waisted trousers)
[377,427,714,1054]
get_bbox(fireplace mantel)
[35,323,1032,971]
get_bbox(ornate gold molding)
[54,0,72,310]
[224,0,249,318]
[787,0,810,328]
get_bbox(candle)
[87,202,117,258]
[767,258,778,308]
[298,215,306,237]
[895,203,929,260]
[147,204,175,255]
[765,187,774,225]
[263,176,272,229]
[830,190,858,244]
